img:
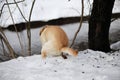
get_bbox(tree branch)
[6,0,24,58]
[70,0,84,48]
[27,0,36,56]
[13,0,28,22]
[0,0,25,17]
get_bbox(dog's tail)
[61,47,78,56]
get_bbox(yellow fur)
[40,25,78,58]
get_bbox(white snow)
[0,49,120,80]
[111,41,120,50]
[0,0,120,27]
[0,0,93,27]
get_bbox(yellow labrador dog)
[40,25,78,59]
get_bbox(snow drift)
[0,49,120,80]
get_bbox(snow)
[0,49,120,80]
[111,41,120,50]
[0,0,120,27]
[0,0,93,27]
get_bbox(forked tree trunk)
[88,0,115,52]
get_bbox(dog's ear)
[39,25,48,36]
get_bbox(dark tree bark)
[88,0,115,52]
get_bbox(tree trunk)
[88,0,115,52]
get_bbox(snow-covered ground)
[0,48,120,80]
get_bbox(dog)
[40,25,78,59]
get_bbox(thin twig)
[27,0,36,55]
[0,36,6,56]
[1,7,17,27]
[6,0,23,58]
[0,26,14,59]
[70,0,84,48]
[13,0,28,22]
[0,28,16,58]
[0,0,25,17]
